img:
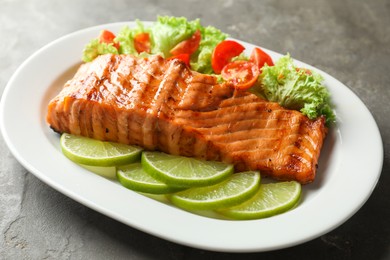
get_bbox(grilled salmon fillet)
[47,54,327,184]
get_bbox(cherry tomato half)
[249,47,274,69]
[134,32,151,53]
[221,60,259,90]
[212,40,245,74]
[167,53,191,66]
[99,30,119,50]
[170,30,201,56]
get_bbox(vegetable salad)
[82,16,335,124]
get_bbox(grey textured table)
[1,0,389,259]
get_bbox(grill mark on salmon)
[47,54,327,184]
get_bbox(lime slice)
[60,133,142,166]
[117,163,185,194]
[141,151,233,187]
[169,171,261,210]
[218,181,301,219]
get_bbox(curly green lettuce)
[82,39,118,62]
[149,16,200,58]
[190,25,227,74]
[115,20,149,55]
[82,16,227,74]
[148,16,227,71]
[82,20,148,62]
[252,54,335,124]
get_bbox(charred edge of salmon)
[49,125,63,135]
[274,116,327,184]
[46,54,328,184]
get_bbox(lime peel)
[117,163,185,194]
[169,171,261,210]
[217,181,301,220]
[141,151,233,187]
[60,133,143,166]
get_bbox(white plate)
[0,22,383,252]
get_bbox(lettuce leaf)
[82,39,118,62]
[115,20,148,55]
[190,26,227,74]
[149,16,200,58]
[82,16,227,74]
[147,16,227,73]
[82,21,147,62]
[253,54,335,124]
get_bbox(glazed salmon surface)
[47,54,327,184]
